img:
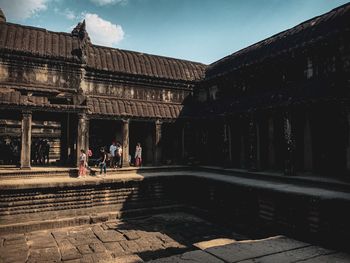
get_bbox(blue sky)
[0,0,349,64]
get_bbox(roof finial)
[0,8,6,23]
[71,20,90,41]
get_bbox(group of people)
[31,139,50,165]
[78,141,143,178]
[0,138,50,166]
[109,141,123,168]
[0,138,20,165]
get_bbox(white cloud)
[89,0,127,6]
[62,8,77,20]
[84,13,124,47]
[0,0,48,20]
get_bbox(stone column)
[76,113,88,167]
[122,119,130,167]
[283,110,295,176]
[346,111,350,170]
[248,113,259,171]
[268,115,275,168]
[20,111,32,169]
[153,120,162,166]
[304,112,313,171]
[181,123,185,161]
[227,123,232,163]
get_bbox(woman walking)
[134,143,142,167]
[78,149,87,178]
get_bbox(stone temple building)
[0,2,350,178]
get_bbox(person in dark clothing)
[98,147,107,176]
[43,140,50,164]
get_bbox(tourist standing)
[109,141,117,168]
[134,143,142,167]
[78,149,87,178]
[99,147,107,176]
[116,142,122,168]
[44,140,50,164]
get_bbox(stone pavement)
[1,212,350,263]
[148,236,350,263]
[0,212,241,263]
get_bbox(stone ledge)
[0,205,185,235]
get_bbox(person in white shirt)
[134,143,142,167]
[116,142,122,168]
[78,149,87,178]
[109,141,117,168]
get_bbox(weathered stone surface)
[206,236,309,263]
[27,247,61,263]
[194,238,236,250]
[1,212,349,263]
[113,254,144,263]
[300,252,350,263]
[77,244,93,254]
[58,239,82,261]
[68,228,99,246]
[0,246,29,263]
[122,230,141,241]
[91,252,113,262]
[92,225,125,243]
[238,245,333,263]
[119,240,141,253]
[27,230,57,249]
[103,241,125,256]
[89,242,107,253]
[147,250,224,263]
[90,214,109,224]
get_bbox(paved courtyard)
[1,212,350,263]
[0,212,241,263]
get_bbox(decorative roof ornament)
[0,8,6,23]
[71,20,91,63]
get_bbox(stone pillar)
[283,110,295,176]
[227,123,232,163]
[20,111,32,169]
[346,112,350,170]
[76,113,88,167]
[248,113,259,171]
[122,119,130,167]
[153,120,162,166]
[268,115,275,168]
[304,112,313,171]
[181,123,185,161]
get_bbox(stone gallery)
[0,3,350,175]
[0,3,350,263]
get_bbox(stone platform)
[1,212,349,263]
[1,166,350,252]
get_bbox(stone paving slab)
[1,212,349,263]
[147,250,225,263]
[0,212,238,262]
[206,235,309,263]
[237,245,335,263]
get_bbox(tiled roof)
[87,97,183,119]
[206,3,350,78]
[86,45,205,81]
[0,20,206,81]
[0,22,81,62]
